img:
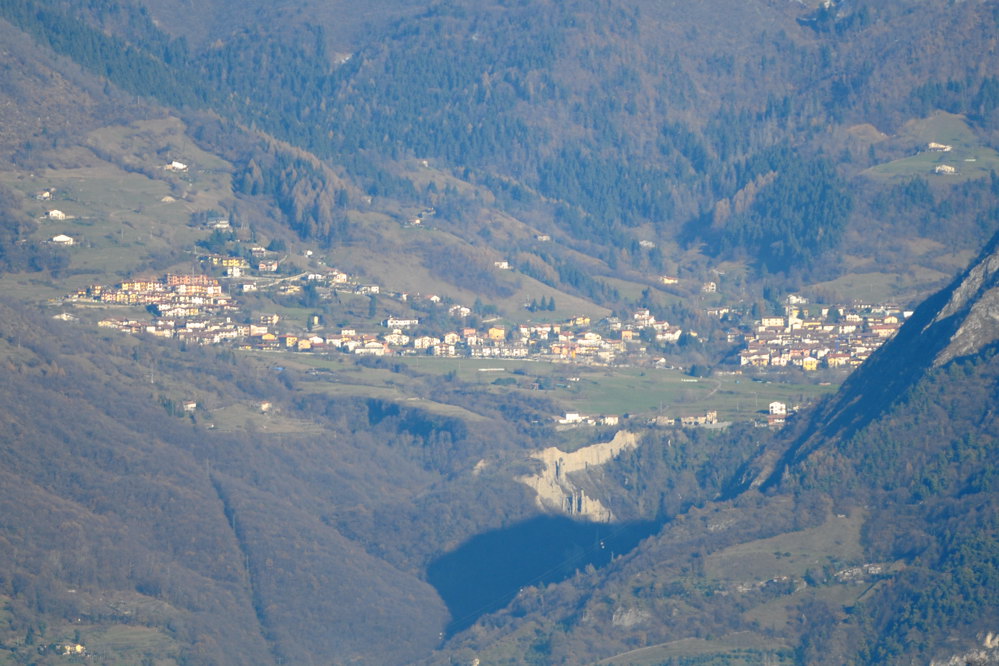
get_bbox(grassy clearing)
[233,350,836,424]
[349,355,835,421]
[806,271,912,304]
[744,584,862,633]
[863,111,999,182]
[238,350,492,421]
[807,264,952,305]
[86,117,232,178]
[0,117,234,297]
[0,593,180,666]
[80,624,180,665]
[327,221,610,320]
[519,363,831,421]
[705,513,864,583]
[208,402,326,434]
[0,274,72,303]
[303,379,491,421]
[601,274,689,307]
[596,632,791,665]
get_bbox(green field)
[745,584,864,633]
[253,351,838,425]
[0,593,182,666]
[236,351,496,422]
[397,356,839,421]
[0,118,234,295]
[704,512,864,583]
[807,270,925,304]
[863,111,999,182]
[77,625,180,665]
[596,633,792,665]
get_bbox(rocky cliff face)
[518,431,640,522]
[930,632,999,666]
[735,231,999,493]
[931,239,999,366]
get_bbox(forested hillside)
[5,0,999,303]
[432,233,999,664]
[0,0,998,663]
[0,301,443,663]
[0,298,775,664]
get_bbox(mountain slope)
[431,234,999,664]
[748,230,999,491]
[1,1,998,663]
[0,304,459,664]
[11,0,999,303]
[774,233,999,663]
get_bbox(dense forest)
[5,0,999,285]
[0,0,998,663]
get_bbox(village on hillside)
[39,158,910,431]
[68,259,909,376]
[738,295,910,370]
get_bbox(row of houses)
[739,302,908,370]
[99,316,245,345]
[83,267,694,366]
[648,410,719,428]
[558,412,621,427]
[79,274,237,318]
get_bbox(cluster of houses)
[200,247,292,280]
[739,296,909,370]
[72,266,908,380]
[649,410,721,428]
[928,141,960,175]
[353,309,685,364]
[79,274,253,344]
[81,274,236,320]
[77,265,698,368]
[557,412,621,427]
[238,310,679,364]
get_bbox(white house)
[384,317,420,329]
[413,335,440,350]
[656,326,683,343]
[383,331,411,347]
[47,209,66,220]
[354,341,388,356]
[51,234,74,245]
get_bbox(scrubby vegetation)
[0,0,998,663]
